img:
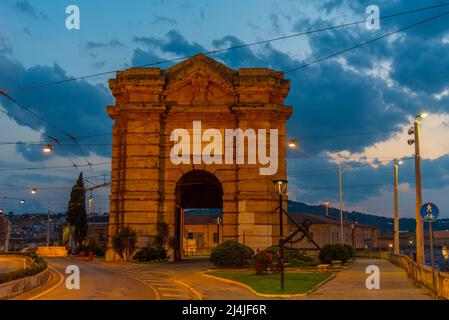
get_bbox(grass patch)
[206,271,331,295]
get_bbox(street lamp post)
[324,200,330,217]
[350,222,355,248]
[273,179,287,291]
[47,208,51,246]
[339,161,344,244]
[393,159,402,255]
[216,216,222,245]
[408,113,427,265]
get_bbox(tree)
[66,172,87,249]
[112,226,137,261]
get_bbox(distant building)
[0,211,11,252]
[287,213,379,251]
[7,213,65,251]
[379,230,449,252]
[181,212,379,256]
[183,213,222,256]
[87,214,109,248]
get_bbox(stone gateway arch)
[105,54,292,261]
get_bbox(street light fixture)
[273,179,288,291]
[31,188,37,195]
[42,144,53,153]
[287,139,297,148]
[20,199,25,204]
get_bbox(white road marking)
[28,265,64,300]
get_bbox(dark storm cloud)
[134,30,205,57]
[13,0,48,20]
[128,26,448,205]
[313,0,449,96]
[0,54,113,161]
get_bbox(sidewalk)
[303,258,433,300]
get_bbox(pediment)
[164,58,236,105]
[165,53,236,84]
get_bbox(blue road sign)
[420,203,439,222]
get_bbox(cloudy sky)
[0,0,448,218]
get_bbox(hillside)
[287,200,449,232]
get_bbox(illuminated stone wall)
[105,54,292,260]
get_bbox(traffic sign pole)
[429,221,437,299]
[419,202,440,299]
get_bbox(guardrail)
[358,251,449,299]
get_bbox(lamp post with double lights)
[273,179,287,290]
[407,112,427,265]
[393,159,403,255]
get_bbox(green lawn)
[206,271,331,295]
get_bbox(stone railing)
[358,251,449,299]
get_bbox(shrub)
[112,226,137,261]
[210,240,254,268]
[265,246,315,267]
[133,247,167,262]
[343,243,356,260]
[319,244,353,264]
[253,250,273,275]
[0,254,48,284]
[92,244,106,257]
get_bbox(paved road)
[11,257,434,300]
[0,257,27,273]
[13,258,195,300]
[304,258,433,300]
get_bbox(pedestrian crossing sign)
[419,203,439,222]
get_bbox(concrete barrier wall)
[358,251,449,299]
[0,266,50,300]
[37,246,67,257]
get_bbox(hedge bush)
[210,240,254,268]
[253,250,273,275]
[319,244,354,264]
[265,246,315,267]
[0,254,48,284]
[133,247,167,262]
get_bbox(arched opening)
[175,170,223,260]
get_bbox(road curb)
[202,271,335,298]
[171,279,204,300]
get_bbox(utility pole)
[408,113,427,265]
[393,160,402,255]
[339,161,344,245]
[47,208,50,246]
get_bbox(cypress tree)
[67,172,87,248]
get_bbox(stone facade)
[106,54,292,260]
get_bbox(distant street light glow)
[287,139,297,148]
[42,144,53,153]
